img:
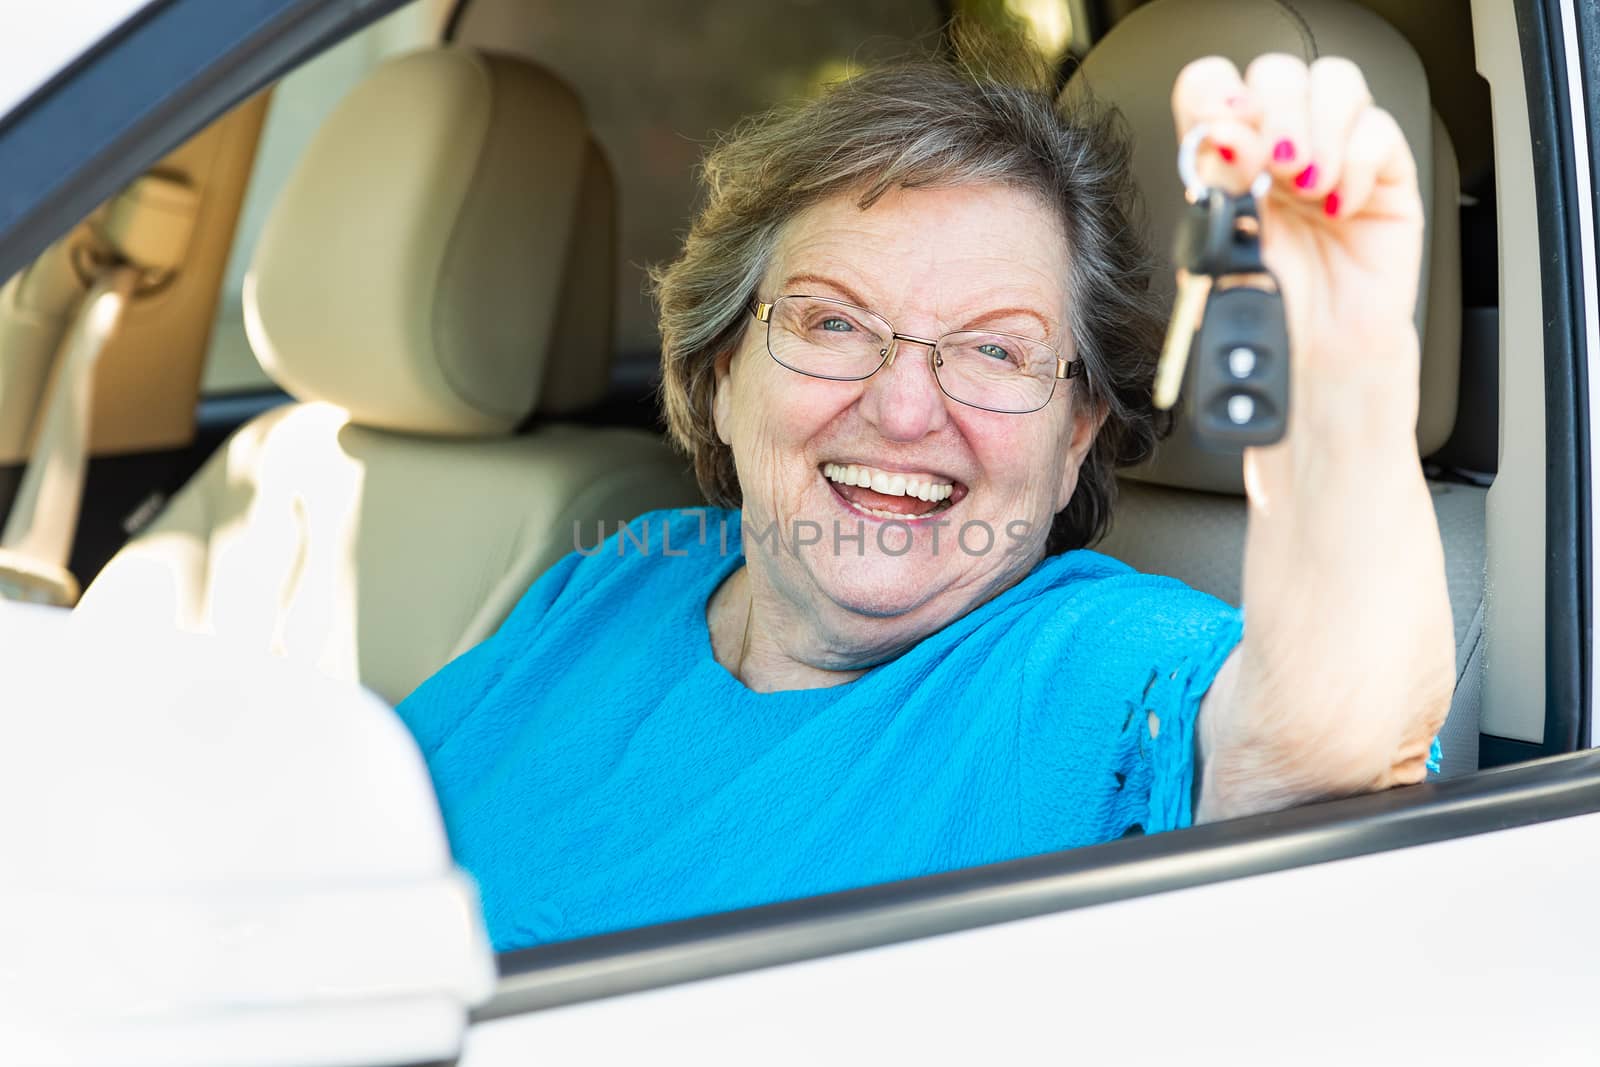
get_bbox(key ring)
[1178,123,1272,203]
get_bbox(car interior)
[0,0,1559,825]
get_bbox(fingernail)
[1225,95,1246,109]
[1294,163,1319,189]
[1217,145,1236,163]
[1323,191,1340,217]
[1272,139,1295,162]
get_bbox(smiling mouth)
[821,462,968,520]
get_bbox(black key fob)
[1186,284,1290,448]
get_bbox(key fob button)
[1186,284,1290,448]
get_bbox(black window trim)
[0,0,172,141]
[1515,0,1593,758]
[1558,0,1599,753]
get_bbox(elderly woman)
[398,49,1453,951]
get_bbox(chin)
[804,550,956,620]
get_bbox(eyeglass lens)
[764,295,1061,414]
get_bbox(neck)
[709,564,884,693]
[707,520,1048,693]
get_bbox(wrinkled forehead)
[765,183,1074,342]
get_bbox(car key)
[1186,189,1289,447]
[1153,125,1290,447]
[1184,187,1292,447]
[1153,185,1232,410]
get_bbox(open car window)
[0,0,1596,1058]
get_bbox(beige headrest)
[245,47,616,436]
[1076,0,1460,494]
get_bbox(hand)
[1171,55,1424,405]
[1176,58,1453,820]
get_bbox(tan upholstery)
[1073,0,1459,493]
[79,409,699,703]
[1085,0,1485,776]
[246,48,606,435]
[80,48,702,703]
[1106,479,1486,773]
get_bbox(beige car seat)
[1083,0,1485,776]
[78,48,703,704]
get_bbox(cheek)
[725,363,859,492]
[731,369,850,446]
[956,406,1079,507]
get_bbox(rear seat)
[1080,0,1487,777]
[77,48,704,704]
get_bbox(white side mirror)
[0,604,495,1066]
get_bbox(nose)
[856,336,950,442]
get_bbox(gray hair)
[653,47,1166,552]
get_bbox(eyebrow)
[778,272,875,309]
[777,272,1057,344]
[963,307,1055,343]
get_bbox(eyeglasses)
[750,295,1081,415]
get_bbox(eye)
[977,342,1014,362]
[820,317,855,333]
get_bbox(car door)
[0,0,1594,1064]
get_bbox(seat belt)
[0,175,198,607]
[0,265,140,605]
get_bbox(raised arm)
[1180,55,1457,822]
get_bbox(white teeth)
[855,503,936,519]
[822,462,956,500]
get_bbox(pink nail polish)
[1294,163,1318,189]
[1323,191,1340,217]
[1218,145,1236,163]
[1272,139,1295,162]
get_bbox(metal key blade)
[1153,269,1212,410]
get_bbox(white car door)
[466,808,1600,1064]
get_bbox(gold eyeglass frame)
[751,296,1082,415]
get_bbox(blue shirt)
[397,507,1244,951]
